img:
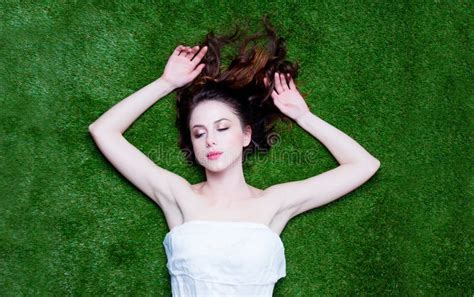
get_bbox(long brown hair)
[174,15,306,167]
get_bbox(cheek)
[225,131,245,146]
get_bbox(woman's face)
[189,100,251,172]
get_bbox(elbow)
[88,123,97,134]
[356,158,380,172]
[370,159,381,171]
[88,123,103,136]
[88,124,121,137]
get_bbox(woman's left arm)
[263,72,380,220]
[295,112,380,166]
[266,72,380,166]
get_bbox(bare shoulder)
[164,181,291,236]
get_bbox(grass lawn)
[1,1,472,295]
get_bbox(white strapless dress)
[162,220,286,297]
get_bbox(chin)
[198,152,237,172]
[200,158,227,172]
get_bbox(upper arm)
[267,160,380,220]
[89,129,190,210]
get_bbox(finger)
[186,46,194,53]
[174,45,185,56]
[184,46,194,58]
[288,75,296,89]
[271,89,280,100]
[191,46,208,65]
[178,46,189,56]
[284,73,292,90]
[274,72,283,94]
[191,63,206,78]
[189,46,199,58]
[280,73,288,91]
[180,46,189,57]
[263,77,268,88]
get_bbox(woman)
[89,16,380,297]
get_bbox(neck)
[201,156,252,202]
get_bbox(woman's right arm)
[88,78,189,211]
[88,44,207,213]
[89,77,174,134]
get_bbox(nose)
[206,131,216,147]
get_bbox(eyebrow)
[192,118,230,129]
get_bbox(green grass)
[1,1,472,295]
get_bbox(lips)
[207,151,223,160]
[207,151,223,157]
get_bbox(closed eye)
[195,128,228,138]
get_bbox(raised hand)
[264,72,310,121]
[161,45,208,89]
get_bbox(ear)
[243,125,252,147]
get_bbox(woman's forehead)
[190,101,236,125]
